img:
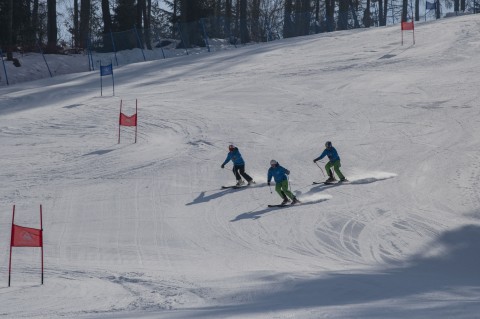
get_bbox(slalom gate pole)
[8,205,15,287]
[315,162,326,177]
[111,59,115,96]
[100,61,103,96]
[118,100,122,144]
[134,100,137,143]
[40,205,44,285]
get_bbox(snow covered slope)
[1,15,480,319]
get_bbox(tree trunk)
[337,0,349,30]
[101,0,112,34]
[101,0,112,51]
[382,0,388,26]
[225,0,232,38]
[314,0,320,32]
[302,0,311,35]
[145,0,152,49]
[79,0,91,48]
[402,0,408,22]
[378,0,384,26]
[415,0,419,21]
[284,0,293,37]
[47,0,57,53]
[239,0,249,43]
[74,0,79,47]
[363,0,371,27]
[325,0,335,31]
[251,0,261,41]
[5,0,13,60]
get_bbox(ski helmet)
[325,141,332,148]
[270,159,277,166]
[228,144,235,151]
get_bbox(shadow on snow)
[176,224,480,318]
[230,198,329,222]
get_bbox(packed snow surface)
[1,15,480,319]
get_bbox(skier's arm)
[267,169,273,185]
[313,150,327,162]
[222,153,232,166]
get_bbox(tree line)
[0,0,477,59]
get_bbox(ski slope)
[1,15,480,319]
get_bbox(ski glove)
[221,164,225,169]
[267,182,271,186]
[285,169,290,175]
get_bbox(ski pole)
[315,161,326,178]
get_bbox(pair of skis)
[268,202,301,208]
[222,184,301,208]
[221,183,254,189]
[312,179,348,185]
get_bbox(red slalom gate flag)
[401,21,415,45]
[11,224,43,247]
[401,21,414,30]
[118,99,138,143]
[9,204,44,287]
[119,113,137,126]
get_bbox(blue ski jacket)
[222,148,245,166]
[314,147,340,163]
[268,164,290,183]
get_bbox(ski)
[222,185,246,189]
[313,179,348,185]
[268,202,301,208]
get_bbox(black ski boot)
[325,177,336,183]
[291,197,300,205]
[280,197,290,206]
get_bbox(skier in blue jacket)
[221,144,255,186]
[267,160,299,205]
[313,141,346,183]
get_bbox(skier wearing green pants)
[313,141,347,183]
[267,160,300,205]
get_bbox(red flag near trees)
[401,21,415,45]
[401,21,414,30]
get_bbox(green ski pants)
[325,160,345,180]
[275,180,295,200]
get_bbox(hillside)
[1,15,480,319]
